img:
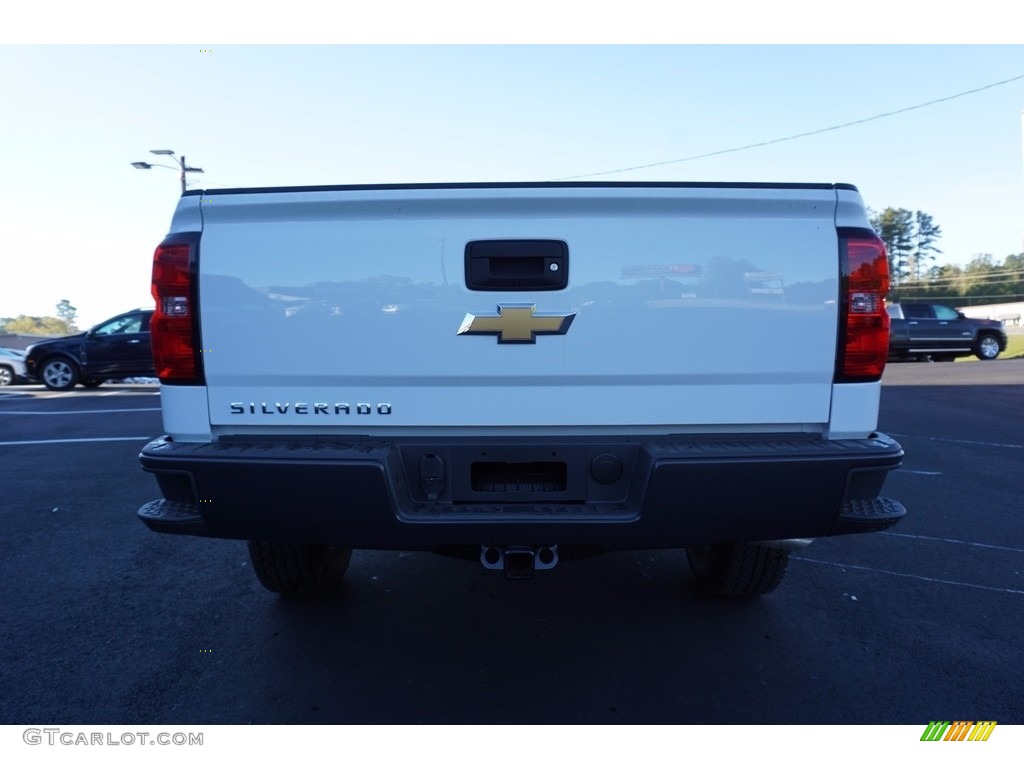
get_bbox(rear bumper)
[137,433,905,549]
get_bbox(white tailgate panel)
[195,186,839,432]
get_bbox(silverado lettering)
[229,402,393,415]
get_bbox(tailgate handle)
[465,240,568,291]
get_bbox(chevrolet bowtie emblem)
[457,304,576,344]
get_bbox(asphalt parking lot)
[1,367,1021,725]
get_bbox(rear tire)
[41,357,79,391]
[686,542,790,597]
[0,365,13,386]
[247,541,352,596]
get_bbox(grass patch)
[1002,333,1024,359]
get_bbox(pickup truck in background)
[137,182,905,599]
[886,302,1006,362]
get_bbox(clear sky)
[2,41,1023,328]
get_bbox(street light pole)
[177,155,187,195]
[130,149,204,194]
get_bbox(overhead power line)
[898,293,1024,302]
[553,73,1024,181]
[898,271,1024,287]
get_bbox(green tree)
[56,299,78,332]
[893,251,1024,305]
[1001,252,1024,272]
[965,253,995,272]
[869,207,915,283]
[911,211,942,281]
[2,315,72,336]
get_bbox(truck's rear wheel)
[686,542,789,597]
[247,541,352,596]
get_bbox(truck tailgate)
[195,184,840,432]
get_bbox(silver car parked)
[0,347,28,386]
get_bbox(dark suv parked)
[24,309,155,390]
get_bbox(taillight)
[151,236,203,383]
[837,228,889,382]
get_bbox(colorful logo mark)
[920,721,996,742]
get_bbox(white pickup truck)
[137,182,905,597]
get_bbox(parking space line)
[0,436,153,446]
[793,556,1024,596]
[879,531,1024,554]
[889,432,1024,450]
[0,408,161,415]
[14,391,158,400]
